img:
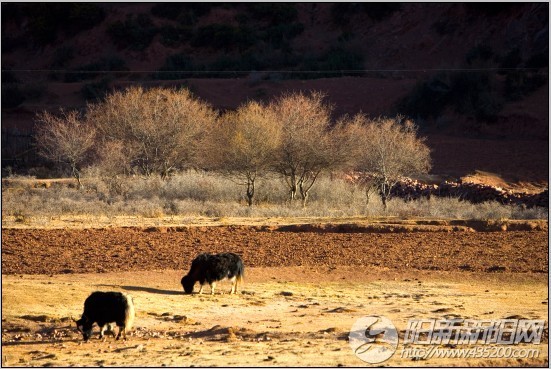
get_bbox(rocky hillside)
[1,3,548,183]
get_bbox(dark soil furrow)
[1,227,547,275]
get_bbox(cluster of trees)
[34,86,431,209]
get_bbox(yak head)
[181,275,195,294]
[75,316,93,341]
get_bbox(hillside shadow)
[95,284,185,296]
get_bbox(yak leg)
[198,284,204,294]
[210,282,216,295]
[229,276,237,294]
[106,323,116,338]
[99,325,107,341]
[115,325,125,340]
[101,323,117,341]
[116,326,127,341]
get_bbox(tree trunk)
[301,191,309,208]
[160,163,171,180]
[72,165,82,190]
[381,192,388,210]
[288,173,297,202]
[298,171,319,208]
[365,186,372,214]
[379,180,389,211]
[299,179,309,207]
[246,178,255,207]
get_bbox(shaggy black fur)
[181,252,244,294]
[76,291,134,341]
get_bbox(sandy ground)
[1,268,548,367]
[1,221,549,367]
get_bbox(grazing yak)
[181,252,244,295]
[75,291,135,341]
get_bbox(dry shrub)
[201,100,281,206]
[353,115,431,209]
[269,91,337,204]
[385,197,547,220]
[159,171,241,203]
[34,109,96,188]
[88,86,216,178]
[1,171,546,220]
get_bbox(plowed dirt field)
[2,225,549,275]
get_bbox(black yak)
[181,252,244,295]
[75,291,135,341]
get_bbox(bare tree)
[269,91,338,206]
[355,115,432,210]
[34,109,96,189]
[91,140,134,198]
[87,86,216,178]
[332,113,378,205]
[201,101,281,206]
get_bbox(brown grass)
[2,173,547,225]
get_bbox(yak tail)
[237,261,245,285]
[124,294,135,330]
